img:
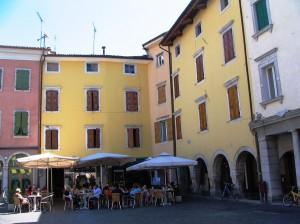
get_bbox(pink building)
[0,46,46,193]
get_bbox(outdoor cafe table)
[28,194,42,211]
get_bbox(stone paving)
[0,197,300,224]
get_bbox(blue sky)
[0,0,190,55]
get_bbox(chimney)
[102,46,106,55]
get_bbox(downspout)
[159,44,176,157]
[238,0,262,177]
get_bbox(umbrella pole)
[164,169,167,186]
[100,166,103,186]
[51,168,53,193]
[47,168,49,193]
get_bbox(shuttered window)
[87,128,101,149]
[196,54,205,83]
[127,128,140,148]
[126,91,138,112]
[14,111,28,136]
[222,28,235,63]
[46,62,59,72]
[175,115,182,140]
[154,119,173,143]
[124,64,136,75]
[198,102,208,131]
[46,90,59,111]
[45,129,59,150]
[173,75,180,98]
[87,90,99,111]
[227,85,240,120]
[254,0,270,31]
[0,69,3,90]
[16,69,30,91]
[175,45,181,57]
[157,85,166,104]
[220,0,229,11]
[86,63,99,72]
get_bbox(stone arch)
[7,152,30,165]
[193,154,210,195]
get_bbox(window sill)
[158,102,167,106]
[87,148,101,151]
[227,117,241,124]
[197,129,208,134]
[195,79,205,86]
[252,24,273,40]
[44,149,60,151]
[13,135,29,139]
[222,56,236,67]
[260,95,284,109]
[157,141,169,145]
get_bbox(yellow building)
[41,54,152,160]
[161,0,257,197]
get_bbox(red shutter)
[196,55,204,83]
[223,29,235,63]
[95,128,101,148]
[174,76,180,98]
[51,130,58,149]
[199,103,207,131]
[45,130,52,149]
[127,128,134,148]
[176,116,182,140]
[87,90,93,111]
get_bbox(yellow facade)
[41,56,152,158]
[162,0,257,193]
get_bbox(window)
[222,27,235,63]
[253,0,270,32]
[198,102,208,131]
[87,128,101,149]
[45,128,59,150]
[15,69,30,91]
[46,62,59,72]
[175,115,182,140]
[260,63,281,102]
[86,63,99,73]
[125,91,139,112]
[157,85,166,104]
[195,23,202,37]
[154,118,172,143]
[220,0,229,11]
[127,127,140,148]
[175,45,181,57]
[46,89,59,112]
[124,64,136,75]
[14,111,28,136]
[173,75,180,99]
[196,54,205,83]
[0,68,3,90]
[156,53,165,67]
[227,85,240,120]
[86,89,100,111]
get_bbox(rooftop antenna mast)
[36,11,43,47]
[92,22,96,55]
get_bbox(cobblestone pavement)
[1,197,300,224]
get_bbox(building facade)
[0,46,46,194]
[242,0,300,201]
[161,0,258,197]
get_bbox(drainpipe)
[159,44,176,157]
[238,0,262,177]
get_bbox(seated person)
[130,184,141,197]
[64,186,73,202]
[89,185,102,208]
[15,188,30,205]
[112,184,123,194]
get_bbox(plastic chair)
[154,190,165,206]
[63,195,73,211]
[111,193,121,210]
[13,195,31,213]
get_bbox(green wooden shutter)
[21,112,28,135]
[255,0,269,31]
[16,70,29,90]
[14,112,22,135]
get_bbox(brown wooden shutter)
[92,90,99,111]
[154,122,160,143]
[127,128,134,148]
[95,128,101,148]
[134,128,140,147]
[46,91,52,111]
[176,116,182,140]
[51,130,58,149]
[174,76,180,98]
[87,90,93,111]
[158,85,166,104]
[199,103,207,131]
[45,130,52,149]
[223,29,235,63]
[87,129,94,148]
[196,55,204,83]
[228,86,240,120]
[126,91,138,112]
[167,118,173,141]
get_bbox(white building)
[242,0,300,202]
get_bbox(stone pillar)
[291,130,300,188]
[2,164,8,192]
[258,135,282,202]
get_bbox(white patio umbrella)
[126,152,197,185]
[77,153,136,184]
[17,153,79,192]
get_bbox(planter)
[175,196,182,203]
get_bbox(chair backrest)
[154,190,164,199]
[111,193,120,202]
[13,195,21,206]
[104,190,111,199]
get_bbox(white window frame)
[84,87,101,112]
[44,126,60,151]
[45,62,60,73]
[159,119,168,143]
[219,21,236,65]
[85,125,102,150]
[123,64,137,76]
[220,0,230,13]
[156,53,165,68]
[124,89,140,112]
[174,44,181,58]
[125,125,142,149]
[0,68,3,91]
[224,77,242,122]
[194,49,205,85]
[13,110,30,138]
[85,62,99,74]
[195,22,202,38]
[251,0,272,37]
[15,68,31,92]
[44,87,61,112]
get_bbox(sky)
[0,0,190,56]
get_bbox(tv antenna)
[92,22,96,54]
[36,11,43,47]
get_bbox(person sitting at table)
[27,185,32,196]
[141,185,150,206]
[64,186,73,201]
[129,183,141,198]
[72,186,81,209]
[89,185,102,209]
[15,188,30,205]
[112,184,122,194]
